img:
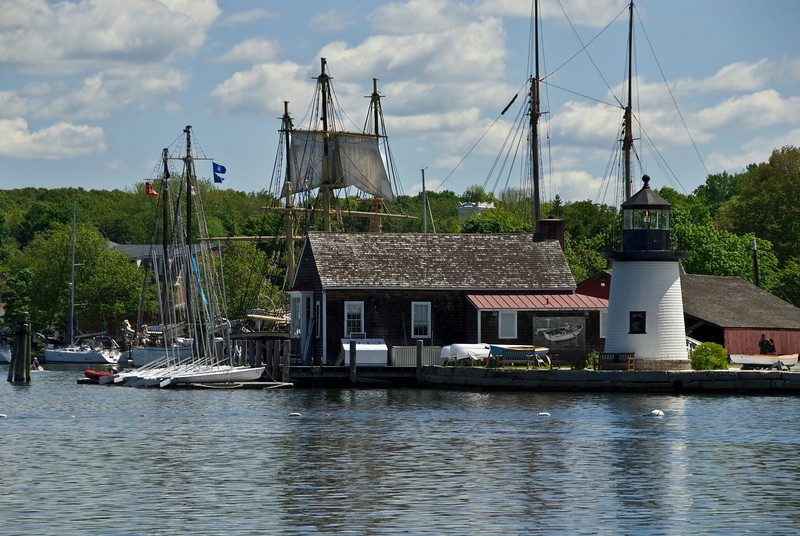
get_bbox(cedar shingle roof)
[681,274,800,329]
[303,232,575,290]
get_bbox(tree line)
[1,145,798,339]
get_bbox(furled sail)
[287,129,396,203]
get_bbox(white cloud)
[0,0,220,75]
[475,0,626,27]
[210,61,314,116]
[706,128,800,175]
[2,67,191,121]
[310,9,356,33]
[694,89,800,131]
[212,38,280,64]
[0,118,106,159]
[368,0,473,34]
[221,8,277,27]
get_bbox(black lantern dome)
[604,175,688,261]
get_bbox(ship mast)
[531,0,544,241]
[183,125,195,325]
[281,101,297,287]
[368,77,384,232]
[318,58,333,232]
[622,1,634,200]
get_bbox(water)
[2,367,800,535]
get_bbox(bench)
[599,352,636,371]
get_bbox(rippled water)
[2,366,800,535]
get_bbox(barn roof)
[301,232,575,290]
[681,274,800,329]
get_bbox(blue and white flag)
[213,161,226,183]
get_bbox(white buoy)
[538,412,550,417]
[288,412,302,416]
[650,409,664,417]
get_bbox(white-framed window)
[315,301,321,337]
[290,291,313,339]
[290,295,301,338]
[498,310,517,339]
[344,301,364,337]
[412,301,431,338]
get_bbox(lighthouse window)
[629,311,646,334]
[628,208,668,230]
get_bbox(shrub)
[690,342,729,370]
[579,350,600,369]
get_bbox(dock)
[287,365,800,394]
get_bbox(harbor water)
[2,366,800,535]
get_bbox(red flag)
[145,182,160,196]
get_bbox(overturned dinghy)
[161,366,264,387]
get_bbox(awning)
[467,293,607,310]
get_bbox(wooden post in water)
[281,340,291,382]
[271,340,281,380]
[255,339,263,367]
[7,312,31,383]
[416,339,423,383]
[349,339,357,385]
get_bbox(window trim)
[629,311,647,334]
[344,301,364,337]
[498,310,518,339]
[411,301,431,339]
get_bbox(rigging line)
[635,120,687,194]
[485,94,527,193]
[542,80,618,108]
[436,79,530,192]
[552,0,629,107]
[635,7,710,178]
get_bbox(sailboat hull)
[44,346,120,364]
[129,344,194,367]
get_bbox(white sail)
[288,129,396,203]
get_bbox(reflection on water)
[2,368,799,535]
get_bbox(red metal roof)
[466,293,607,310]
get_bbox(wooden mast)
[183,125,194,324]
[531,0,544,240]
[369,77,384,233]
[318,58,333,232]
[622,1,634,200]
[281,101,297,287]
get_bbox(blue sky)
[2,0,799,206]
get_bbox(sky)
[2,0,799,206]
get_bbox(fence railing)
[391,346,443,366]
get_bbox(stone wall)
[422,367,800,393]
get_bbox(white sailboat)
[108,126,264,387]
[44,203,121,365]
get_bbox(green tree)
[461,205,530,233]
[718,146,800,262]
[1,268,32,330]
[693,171,746,219]
[25,222,143,336]
[460,185,496,204]
[564,233,608,284]
[218,241,282,319]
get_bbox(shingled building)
[288,232,607,365]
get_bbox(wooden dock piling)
[7,312,32,383]
[349,339,357,384]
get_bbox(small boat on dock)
[729,353,798,369]
[490,344,550,366]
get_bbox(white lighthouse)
[603,175,691,370]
